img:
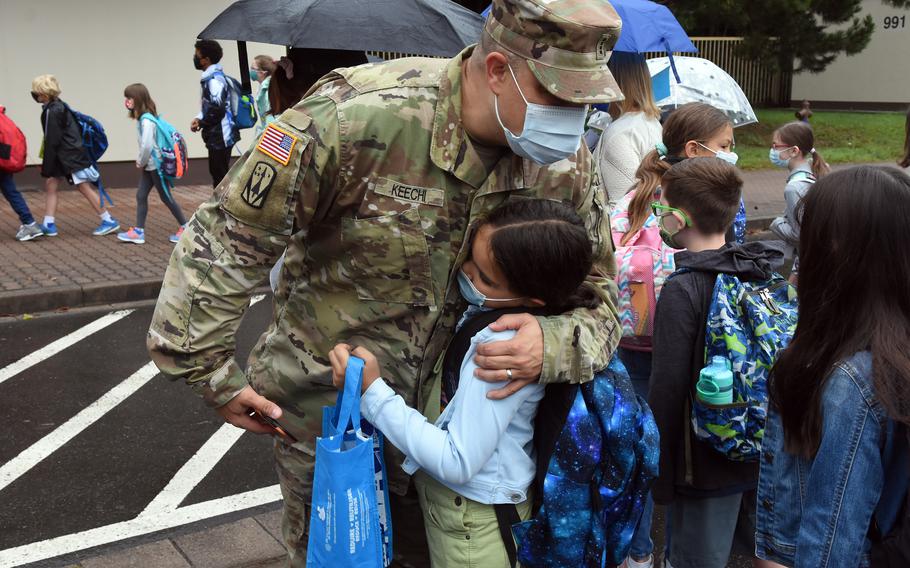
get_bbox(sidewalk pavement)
[0,184,213,315]
[66,506,287,568]
[0,162,889,315]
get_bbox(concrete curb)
[746,215,775,232]
[0,278,163,316]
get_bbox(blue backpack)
[212,71,256,130]
[63,103,112,206]
[139,113,188,199]
[442,309,659,567]
[691,273,798,461]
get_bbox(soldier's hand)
[329,344,382,393]
[474,313,543,399]
[216,386,283,435]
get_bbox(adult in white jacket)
[594,52,663,207]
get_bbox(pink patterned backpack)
[611,192,678,351]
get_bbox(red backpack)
[0,106,27,173]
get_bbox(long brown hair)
[770,166,910,458]
[607,52,660,120]
[899,107,910,169]
[123,83,157,120]
[622,103,731,244]
[775,121,831,178]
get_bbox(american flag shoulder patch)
[256,124,298,166]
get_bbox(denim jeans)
[0,170,35,225]
[619,347,655,559]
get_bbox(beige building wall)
[0,0,285,166]
[792,0,910,106]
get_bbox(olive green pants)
[413,471,532,568]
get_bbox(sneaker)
[16,224,44,241]
[169,226,185,243]
[93,218,121,236]
[40,222,58,237]
[117,227,145,244]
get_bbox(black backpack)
[870,426,910,567]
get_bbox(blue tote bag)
[307,357,393,567]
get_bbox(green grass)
[734,109,907,171]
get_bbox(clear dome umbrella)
[647,56,758,127]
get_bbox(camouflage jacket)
[148,47,620,493]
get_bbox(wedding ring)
[506,368,513,380]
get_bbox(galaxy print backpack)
[442,309,660,567]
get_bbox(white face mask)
[494,64,588,165]
[697,141,739,166]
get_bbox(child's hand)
[328,344,382,393]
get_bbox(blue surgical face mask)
[697,141,739,166]
[769,147,791,168]
[249,69,260,83]
[494,64,588,165]
[457,269,523,307]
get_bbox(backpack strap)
[493,503,521,568]
[787,169,817,184]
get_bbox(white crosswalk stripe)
[0,310,134,385]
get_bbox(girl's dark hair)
[481,199,600,313]
[123,83,157,120]
[623,103,731,245]
[775,121,831,178]
[770,166,910,458]
[269,48,368,115]
[899,106,910,169]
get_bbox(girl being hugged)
[117,84,187,245]
[757,166,910,568]
[328,199,600,568]
[768,121,830,282]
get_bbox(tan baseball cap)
[485,0,625,104]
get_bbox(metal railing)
[371,37,793,107]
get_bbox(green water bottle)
[696,356,734,405]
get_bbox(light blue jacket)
[361,327,545,505]
[756,350,909,567]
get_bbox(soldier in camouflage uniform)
[148,0,624,565]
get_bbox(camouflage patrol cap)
[486,0,624,104]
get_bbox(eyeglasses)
[770,143,793,150]
[651,201,692,231]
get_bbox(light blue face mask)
[494,64,588,165]
[457,270,522,307]
[697,141,739,166]
[249,69,260,83]
[769,147,792,168]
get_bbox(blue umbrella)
[610,0,697,54]
[482,1,695,54]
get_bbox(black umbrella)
[199,0,485,57]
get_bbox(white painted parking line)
[0,484,282,567]
[141,423,246,516]
[0,362,159,493]
[0,309,134,385]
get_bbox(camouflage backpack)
[691,273,798,461]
